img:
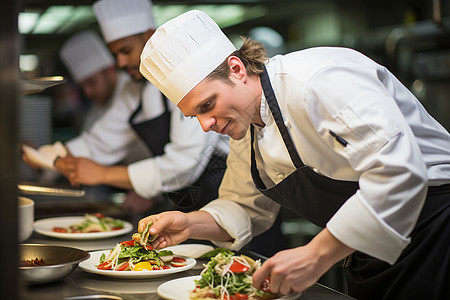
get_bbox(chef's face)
[178,57,263,140]
[79,67,115,105]
[108,30,154,81]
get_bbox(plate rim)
[33,216,133,240]
[157,275,200,300]
[79,250,196,279]
[157,275,302,300]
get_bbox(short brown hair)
[206,37,268,84]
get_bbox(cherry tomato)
[171,261,187,267]
[92,213,105,218]
[114,262,129,271]
[261,276,271,293]
[52,227,67,233]
[162,265,170,269]
[112,227,123,231]
[97,260,112,270]
[234,293,249,299]
[228,261,249,273]
[120,240,136,247]
[172,257,186,263]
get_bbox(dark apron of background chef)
[252,67,450,300]
[129,86,226,212]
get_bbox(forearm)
[309,228,355,265]
[187,211,233,242]
[102,165,133,190]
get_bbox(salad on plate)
[52,213,124,233]
[190,251,280,300]
[96,221,187,271]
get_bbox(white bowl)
[18,197,34,242]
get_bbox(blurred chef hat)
[93,0,156,43]
[59,31,114,83]
[139,10,236,105]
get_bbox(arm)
[252,228,354,295]
[54,157,133,189]
[138,210,232,249]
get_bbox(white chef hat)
[59,31,114,83]
[93,0,156,43]
[139,10,236,105]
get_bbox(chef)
[138,10,450,300]
[59,30,127,133]
[53,0,229,212]
[22,30,136,183]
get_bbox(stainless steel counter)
[19,193,355,300]
[20,231,355,300]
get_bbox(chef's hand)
[138,211,192,249]
[54,157,106,187]
[252,228,354,295]
[138,210,233,250]
[20,141,40,169]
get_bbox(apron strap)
[250,125,268,189]
[260,66,304,169]
[128,83,145,124]
[129,83,169,125]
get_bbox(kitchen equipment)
[19,244,89,285]
[18,197,34,242]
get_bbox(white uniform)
[81,72,128,133]
[66,79,229,199]
[202,47,450,264]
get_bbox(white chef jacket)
[66,79,229,198]
[201,47,450,264]
[81,72,129,133]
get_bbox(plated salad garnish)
[190,251,278,300]
[96,221,187,271]
[52,213,124,233]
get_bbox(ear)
[228,56,247,82]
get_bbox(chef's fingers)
[151,236,167,250]
[138,216,154,233]
[252,261,276,292]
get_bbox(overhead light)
[33,6,74,34]
[57,6,95,34]
[153,4,267,28]
[19,12,40,34]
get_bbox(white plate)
[79,250,196,279]
[158,276,302,300]
[163,244,214,259]
[34,216,133,240]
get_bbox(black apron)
[251,67,359,228]
[129,85,226,212]
[252,67,450,300]
[129,86,171,156]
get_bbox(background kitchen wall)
[6,0,450,295]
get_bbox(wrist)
[310,228,355,266]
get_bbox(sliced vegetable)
[228,260,249,273]
[133,261,152,271]
[97,260,113,270]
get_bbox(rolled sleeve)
[327,193,410,264]
[201,199,253,250]
[128,159,161,199]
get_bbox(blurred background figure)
[59,30,125,133]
